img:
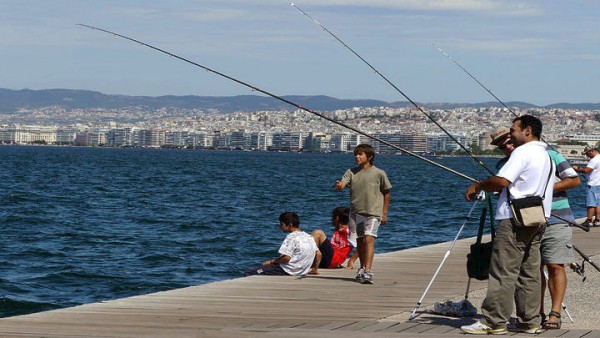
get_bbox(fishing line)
[290,3,495,177]
[433,44,588,230]
[77,24,477,183]
[432,44,556,150]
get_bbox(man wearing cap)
[489,127,514,171]
[573,146,600,227]
[462,115,553,335]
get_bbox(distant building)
[230,130,251,150]
[106,128,132,147]
[0,125,57,144]
[306,132,331,152]
[135,129,164,147]
[428,134,472,153]
[567,134,600,146]
[250,131,271,151]
[330,132,352,152]
[56,128,77,145]
[270,132,304,151]
[556,144,588,161]
[400,133,427,153]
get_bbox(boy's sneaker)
[460,321,507,335]
[361,272,374,284]
[594,221,600,227]
[355,267,365,282]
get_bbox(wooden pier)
[1,223,599,337]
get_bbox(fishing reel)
[569,261,586,282]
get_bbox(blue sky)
[1,0,599,105]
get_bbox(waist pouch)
[509,196,546,227]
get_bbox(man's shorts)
[349,212,381,238]
[586,185,600,207]
[318,240,334,268]
[541,218,575,265]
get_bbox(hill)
[1,88,600,113]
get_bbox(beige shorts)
[349,212,380,238]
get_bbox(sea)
[0,145,588,318]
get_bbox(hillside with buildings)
[1,89,599,161]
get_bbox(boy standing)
[334,144,392,284]
[244,212,318,277]
[309,206,357,275]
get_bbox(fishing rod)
[290,3,495,177]
[77,24,478,183]
[573,245,600,273]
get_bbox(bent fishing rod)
[291,3,495,177]
[77,24,477,183]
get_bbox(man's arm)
[573,166,593,174]
[554,176,581,193]
[465,176,511,201]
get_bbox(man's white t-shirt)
[278,231,317,276]
[585,154,600,186]
[495,141,554,220]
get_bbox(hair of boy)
[332,206,350,224]
[279,212,300,228]
[354,144,375,164]
[513,115,542,139]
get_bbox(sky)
[1,0,599,106]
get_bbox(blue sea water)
[0,145,588,317]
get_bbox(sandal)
[542,310,561,330]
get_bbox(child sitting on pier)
[309,206,357,275]
[244,212,318,277]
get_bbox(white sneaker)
[355,267,365,282]
[460,321,507,335]
[361,272,374,284]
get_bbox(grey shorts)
[349,212,380,238]
[540,222,575,265]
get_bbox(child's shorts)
[349,212,380,238]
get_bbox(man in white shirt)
[461,115,553,335]
[573,146,600,227]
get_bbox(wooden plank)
[0,230,598,337]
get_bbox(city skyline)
[1,1,599,106]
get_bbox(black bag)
[467,241,493,280]
[466,199,495,281]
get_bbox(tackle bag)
[467,241,493,281]
[466,198,495,281]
